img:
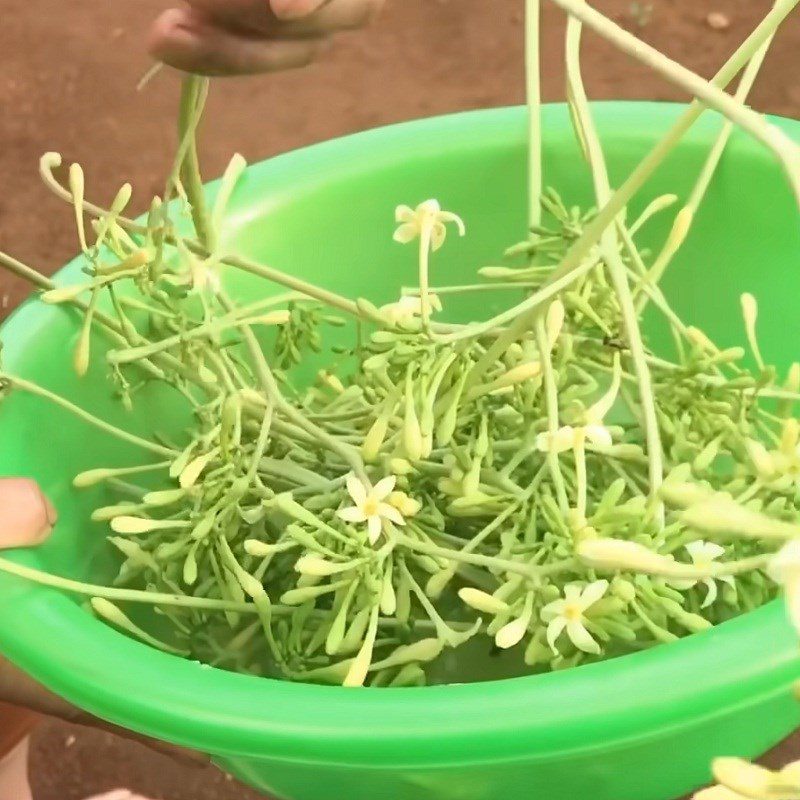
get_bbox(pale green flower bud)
[362,415,390,463]
[611,577,636,603]
[295,555,356,577]
[143,488,187,507]
[389,664,426,687]
[425,568,454,600]
[578,538,696,578]
[458,587,510,615]
[380,572,396,616]
[183,546,198,585]
[693,439,722,473]
[73,468,116,488]
[659,481,712,509]
[524,636,552,667]
[91,598,185,655]
[682,495,800,540]
[374,639,443,671]
[495,617,528,650]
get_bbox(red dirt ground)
[1,0,799,797]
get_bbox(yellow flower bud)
[495,617,528,650]
[179,450,217,489]
[390,458,414,475]
[110,516,189,535]
[712,758,776,799]
[362,415,389,463]
[495,362,542,389]
[389,491,421,517]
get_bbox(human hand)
[0,478,204,765]
[149,0,384,76]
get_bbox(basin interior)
[1,103,800,687]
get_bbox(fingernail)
[0,478,58,549]
[36,483,58,529]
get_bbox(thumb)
[269,0,329,20]
[0,479,57,550]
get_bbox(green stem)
[0,556,253,613]
[0,251,217,391]
[635,20,777,310]
[534,318,569,512]
[526,0,543,232]
[403,282,539,296]
[574,434,587,519]
[549,0,800,211]
[419,225,433,332]
[107,292,299,365]
[171,76,364,478]
[37,153,364,319]
[436,255,598,344]
[177,76,214,251]
[221,291,366,479]
[397,532,574,580]
[0,556,464,634]
[541,0,797,295]
[564,12,664,523]
[1,373,175,457]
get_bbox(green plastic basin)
[1,103,800,800]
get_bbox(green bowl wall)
[1,103,800,800]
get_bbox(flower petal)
[546,617,567,654]
[694,786,750,800]
[538,426,575,454]
[395,204,414,223]
[745,438,776,477]
[417,199,441,215]
[398,295,423,313]
[393,223,419,245]
[584,424,613,449]
[768,539,800,583]
[703,542,726,560]
[345,473,367,507]
[378,503,405,526]
[535,432,551,452]
[567,620,600,654]
[337,506,368,523]
[372,475,397,501]
[367,514,382,545]
[439,211,466,237]
[430,224,447,252]
[579,579,609,610]
[564,584,583,604]
[686,539,724,562]
[701,577,718,609]
[586,354,621,424]
[540,599,565,622]
[684,540,708,561]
